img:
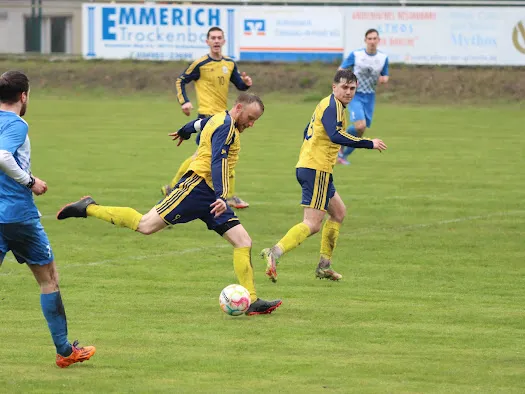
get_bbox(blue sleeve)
[340,52,355,69]
[199,117,211,130]
[229,62,249,91]
[381,57,389,76]
[176,116,211,140]
[321,99,373,149]
[176,62,201,105]
[0,120,28,154]
[210,122,234,200]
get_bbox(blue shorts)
[350,93,376,128]
[296,168,336,212]
[195,113,212,146]
[0,218,54,266]
[155,171,239,233]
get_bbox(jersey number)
[305,114,315,140]
[217,76,225,85]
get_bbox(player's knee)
[356,124,366,137]
[234,228,252,248]
[331,207,346,223]
[38,263,60,292]
[304,220,322,235]
[136,221,158,235]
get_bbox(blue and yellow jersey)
[188,111,240,200]
[296,94,374,173]
[176,55,249,116]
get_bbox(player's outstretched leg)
[57,196,144,232]
[56,196,97,219]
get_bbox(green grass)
[0,93,524,393]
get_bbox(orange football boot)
[55,340,96,368]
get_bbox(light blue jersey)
[340,49,389,129]
[340,48,389,95]
[0,110,39,223]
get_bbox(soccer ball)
[219,284,251,316]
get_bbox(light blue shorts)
[350,93,376,128]
[0,218,54,266]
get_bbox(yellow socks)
[233,247,257,303]
[170,156,194,188]
[226,169,236,199]
[320,220,341,260]
[275,222,311,256]
[86,205,143,231]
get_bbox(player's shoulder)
[221,56,238,70]
[376,50,389,60]
[0,111,28,131]
[318,94,338,110]
[188,55,211,69]
[353,48,367,55]
[208,111,229,129]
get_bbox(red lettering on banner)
[352,12,395,20]
[352,11,436,20]
[397,12,436,20]
[379,37,418,47]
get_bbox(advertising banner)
[82,3,238,61]
[343,7,525,65]
[237,6,344,62]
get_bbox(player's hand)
[168,131,185,146]
[181,102,193,116]
[241,72,252,87]
[31,177,48,195]
[168,121,198,146]
[379,76,389,84]
[210,199,227,218]
[372,139,387,152]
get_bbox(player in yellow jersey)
[56,93,282,316]
[161,27,252,210]
[260,70,387,282]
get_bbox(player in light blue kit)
[337,28,389,165]
[0,70,95,368]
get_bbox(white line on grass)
[340,210,525,238]
[4,210,521,272]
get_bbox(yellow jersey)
[296,94,373,173]
[176,55,249,116]
[188,111,240,199]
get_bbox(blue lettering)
[110,6,222,28]
[102,8,116,40]
[172,9,183,25]
[209,9,220,26]
[451,33,497,47]
[195,9,204,26]
[119,8,136,24]
[160,8,168,25]
[139,8,156,25]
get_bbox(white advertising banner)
[82,3,238,61]
[236,6,344,62]
[344,7,525,65]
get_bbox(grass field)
[0,92,524,393]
